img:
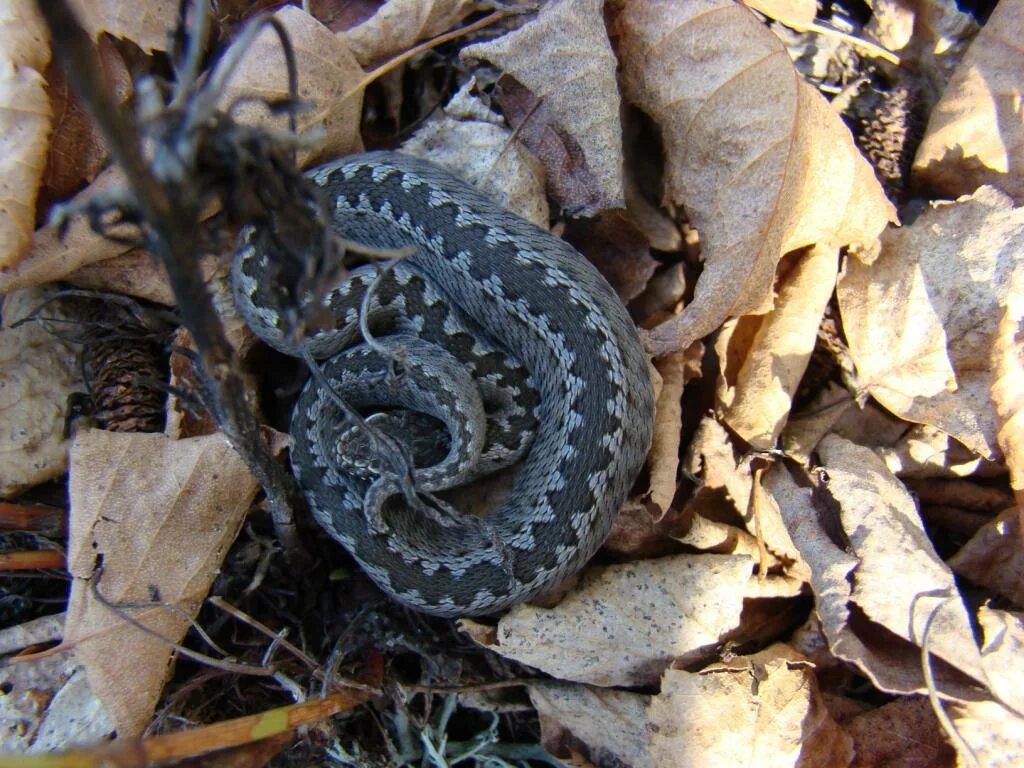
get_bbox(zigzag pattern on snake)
[232,152,655,616]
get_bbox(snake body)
[233,152,655,616]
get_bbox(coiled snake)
[233,152,655,616]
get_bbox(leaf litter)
[0,0,1021,765]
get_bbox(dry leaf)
[717,244,839,450]
[781,382,857,464]
[948,699,1024,767]
[878,424,1000,480]
[767,455,983,699]
[648,645,852,768]
[838,186,1024,461]
[644,349,689,516]
[615,0,895,355]
[0,612,64,655]
[400,81,549,228]
[65,0,178,53]
[977,606,1024,713]
[949,507,1024,607]
[845,696,954,768]
[0,0,52,269]
[64,430,260,737]
[64,249,177,306]
[912,0,1024,202]
[491,76,608,216]
[0,166,135,294]
[742,0,816,27]
[0,288,82,498]
[991,268,1024,507]
[40,35,130,208]
[562,211,657,303]
[462,0,624,213]
[529,683,653,768]
[339,0,477,66]
[220,6,364,168]
[817,436,986,689]
[947,608,1024,768]
[0,652,114,752]
[460,555,754,687]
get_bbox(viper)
[232,152,655,616]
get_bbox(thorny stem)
[36,0,306,561]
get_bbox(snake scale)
[233,152,655,616]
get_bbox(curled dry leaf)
[40,35,131,207]
[991,268,1024,506]
[64,430,261,737]
[0,166,134,294]
[649,645,851,768]
[767,454,983,699]
[529,683,653,768]
[741,0,816,28]
[912,0,1024,202]
[949,507,1024,606]
[562,211,657,303]
[615,0,895,355]
[878,425,999,480]
[462,0,624,213]
[530,645,848,768]
[459,554,754,687]
[717,244,839,450]
[0,288,82,498]
[817,435,985,685]
[838,186,1024,461]
[400,81,549,228]
[65,0,178,54]
[844,697,955,768]
[948,608,1024,767]
[219,6,365,168]
[643,349,690,516]
[0,0,52,269]
[338,0,477,67]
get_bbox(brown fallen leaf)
[717,244,839,450]
[529,683,652,768]
[615,0,895,355]
[742,0,816,27]
[562,211,658,303]
[799,436,989,693]
[838,186,1024,461]
[949,507,1024,606]
[0,166,135,294]
[643,348,693,517]
[530,644,848,768]
[40,35,131,209]
[0,287,83,498]
[65,0,178,54]
[991,269,1024,507]
[399,81,550,228]
[0,0,52,269]
[767,455,983,699]
[947,607,1024,767]
[460,554,754,687]
[845,696,955,768]
[338,0,477,67]
[648,645,852,768]
[462,0,624,214]
[220,6,364,169]
[912,0,1024,203]
[63,430,261,737]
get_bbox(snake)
[232,151,655,617]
